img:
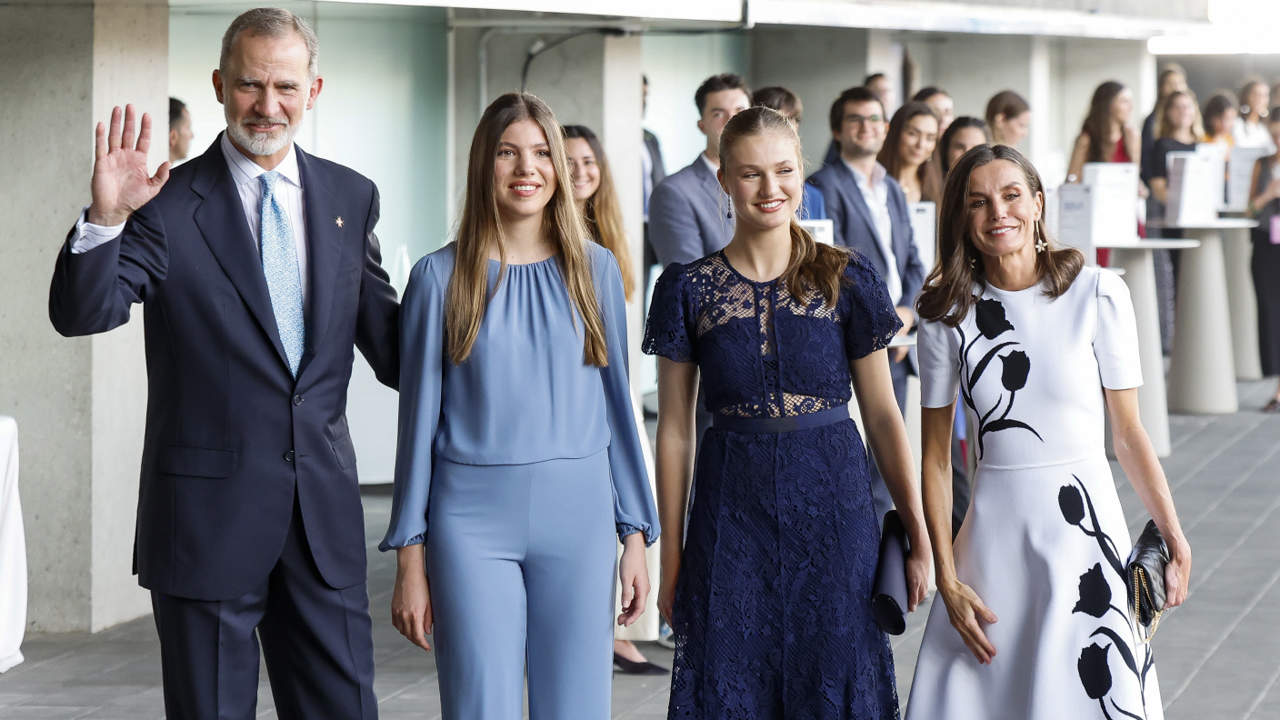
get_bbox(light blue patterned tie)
[258,171,305,377]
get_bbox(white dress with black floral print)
[906,267,1163,720]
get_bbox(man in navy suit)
[808,85,925,521]
[48,9,397,719]
[647,73,751,267]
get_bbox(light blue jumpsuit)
[381,242,659,719]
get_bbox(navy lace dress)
[644,250,903,719]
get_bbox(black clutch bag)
[1126,520,1170,642]
[871,510,909,635]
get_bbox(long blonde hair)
[719,106,849,307]
[447,93,607,366]
[562,124,636,301]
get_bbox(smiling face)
[965,159,1043,263]
[836,98,887,160]
[1247,84,1270,118]
[947,126,988,171]
[996,110,1031,147]
[493,118,557,222]
[720,129,803,234]
[1167,94,1195,133]
[564,137,600,204]
[214,30,321,166]
[1211,106,1238,136]
[900,113,940,167]
[924,93,954,133]
[1110,88,1134,126]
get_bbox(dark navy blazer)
[50,135,400,601]
[807,161,925,315]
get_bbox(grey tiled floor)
[3,379,1279,719]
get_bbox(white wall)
[641,32,752,175]
[751,26,869,171]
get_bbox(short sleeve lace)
[842,251,904,360]
[643,263,696,362]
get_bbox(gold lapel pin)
[335,216,344,228]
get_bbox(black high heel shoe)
[612,652,669,675]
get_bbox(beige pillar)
[0,0,166,632]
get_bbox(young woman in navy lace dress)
[644,106,931,719]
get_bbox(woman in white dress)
[906,144,1193,720]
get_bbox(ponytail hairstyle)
[718,105,850,307]
[448,92,607,367]
[562,124,637,301]
[917,144,1083,327]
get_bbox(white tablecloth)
[0,416,25,672]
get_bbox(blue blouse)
[380,242,659,550]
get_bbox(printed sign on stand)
[1166,150,1220,225]
[800,218,835,246]
[908,202,936,273]
[1226,146,1270,212]
[1055,163,1140,263]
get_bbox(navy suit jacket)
[807,161,925,315]
[647,154,733,266]
[49,135,399,601]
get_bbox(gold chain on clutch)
[1131,566,1164,643]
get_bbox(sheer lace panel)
[693,254,842,418]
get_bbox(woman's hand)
[1163,532,1192,609]
[617,534,650,627]
[391,545,433,652]
[906,542,931,612]
[939,578,998,664]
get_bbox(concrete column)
[751,26,869,171]
[0,0,165,632]
[866,29,904,116]
[600,34,646,357]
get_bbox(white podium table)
[1096,239,1201,456]
[1147,218,1259,414]
[1218,213,1264,380]
[0,416,25,673]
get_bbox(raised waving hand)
[87,104,171,226]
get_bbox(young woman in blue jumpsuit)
[381,92,660,719]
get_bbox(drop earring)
[1035,235,1048,253]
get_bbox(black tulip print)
[1063,477,1155,720]
[1000,350,1030,392]
[1078,643,1113,699]
[1059,484,1086,526]
[975,298,1015,339]
[954,297,1043,459]
[1073,564,1112,619]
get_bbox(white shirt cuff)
[70,208,126,255]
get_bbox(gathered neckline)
[488,254,558,268]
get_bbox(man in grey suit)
[641,75,667,291]
[647,73,751,267]
[808,85,925,522]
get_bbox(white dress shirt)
[845,159,902,303]
[71,132,310,302]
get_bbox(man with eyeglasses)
[807,85,924,523]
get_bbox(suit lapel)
[833,162,888,266]
[295,147,343,379]
[690,156,732,243]
[190,135,291,371]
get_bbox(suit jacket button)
[284,450,295,463]
[293,394,304,406]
